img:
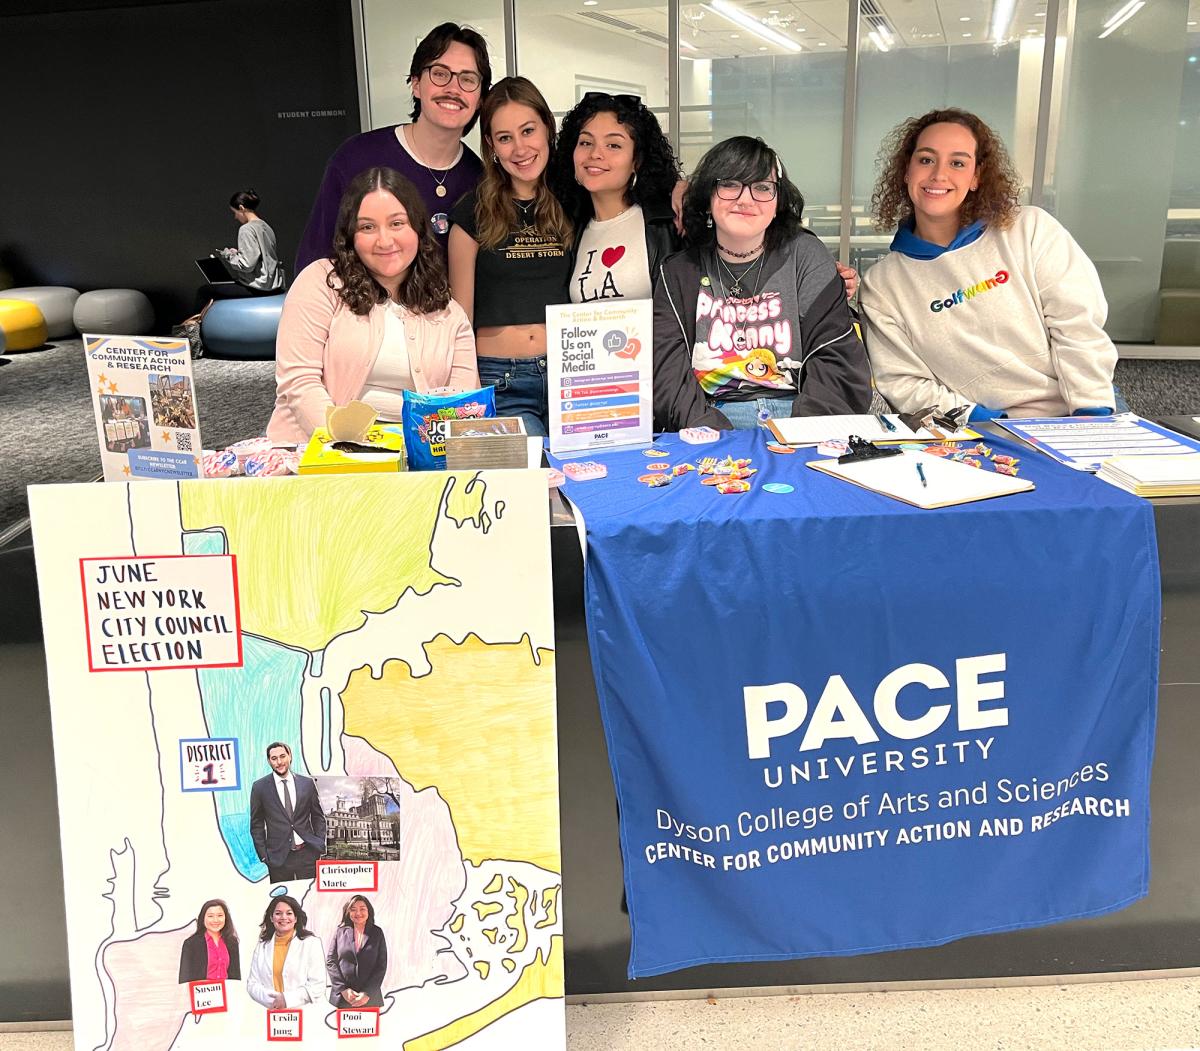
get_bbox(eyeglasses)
[582,90,642,107]
[421,64,482,92]
[715,178,778,202]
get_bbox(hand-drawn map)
[29,471,563,1049]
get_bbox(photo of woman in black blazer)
[326,894,388,1008]
[178,898,241,983]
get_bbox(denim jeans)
[714,393,795,430]
[478,356,548,436]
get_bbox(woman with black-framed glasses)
[548,92,683,305]
[653,136,872,431]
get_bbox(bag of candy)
[401,387,496,470]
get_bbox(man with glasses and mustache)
[295,22,493,272]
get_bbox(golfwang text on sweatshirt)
[860,206,1117,417]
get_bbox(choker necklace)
[405,125,450,198]
[717,240,764,260]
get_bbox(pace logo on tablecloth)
[547,300,653,456]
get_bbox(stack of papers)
[1096,454,1200,497]
[996,413,1200,471]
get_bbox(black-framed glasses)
[582,90,642,107]
[715,178,778,202]
[421,63,482,92]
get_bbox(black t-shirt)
[450,190,571,327]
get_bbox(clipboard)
[766,414,980,446]
[807,450,1034,509]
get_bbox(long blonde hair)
[476,77,572,251]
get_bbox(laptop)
[195,255,235,283]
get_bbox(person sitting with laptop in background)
[194,189,285,313]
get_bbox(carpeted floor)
[0,339,276,530]
[1,341,1198,532]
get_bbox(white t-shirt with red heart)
[570,204,652,303]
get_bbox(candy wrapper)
[226,436,273,468]
[245,449,293,477]
[716,479,751,494]
[638,473,672,488]
[563,461,607,481]
[401,387,496,471]
[202,449,238,479]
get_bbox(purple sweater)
[294,125,483,273]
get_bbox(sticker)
[700,475,726,486]
[646,462,671,471]
[762,482,794,494]
[643,446,669,456]
[766,442,797,455]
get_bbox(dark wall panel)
[0,0,360,323]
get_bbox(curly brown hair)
[328,167,450,316]
[870,108,1021,233]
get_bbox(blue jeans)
[478,356,548,436]
[714,394,795,430]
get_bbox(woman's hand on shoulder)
[835,261,858,300]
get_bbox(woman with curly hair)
[267,167,477,444]
[548,92,682,304]
[653,136,872,431]
[448,77,572,434]
[860,108,1116,421]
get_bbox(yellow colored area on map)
[473,961,490,980]
[404,936,563,1051]
[482,928,498,944]
[473,902,503,921]
[483,874,503,894]
[534,885,561,930]
[181,475,467,651]
[449,914,464,933]
[342,634,560,869]
[505,877,529,954]
[502,958,515,973]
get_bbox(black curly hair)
[328,167,450,316]
[682,136,804,252]
[548,93,681,224]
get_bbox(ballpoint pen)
[916,463,927,488]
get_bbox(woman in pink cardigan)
[267,167,478,444]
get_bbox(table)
[2,462,1200,1019]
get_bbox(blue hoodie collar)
[890,217,987,260]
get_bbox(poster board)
[30,472,564,1049]
[85,335,203,481]
[546,299,653,457]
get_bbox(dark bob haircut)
[407,22,492,136]
[338,894,377,928]
[258,894,315,942]
[548,93,681,225]
[682,136,804,252]
[329,167,451,317]
[229,189,260,211]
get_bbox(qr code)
[176,432,193,452]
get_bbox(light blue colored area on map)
[197,634,310,881]
[183,528,228,556]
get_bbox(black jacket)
[652,236,873,433]
[326,924,388,1007]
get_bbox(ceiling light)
[869,28,890,51]
[962,32,973,37]
[703,0,803,51]
[875,24,894,44]
[1098,0,1145,38]
[759,45,768,49]
[818,40,827,45]
[1035,11,1047,15]
[1190,19,1198,24]
[959,15,971,20]
[582,0,598,5]
[731,32,740,37]
[989,0,1017,42]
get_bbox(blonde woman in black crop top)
[448,77,573,436]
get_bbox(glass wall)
[356,0,1200,347]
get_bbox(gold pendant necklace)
[405,126,450,198]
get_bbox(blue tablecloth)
[551,430,1161,978]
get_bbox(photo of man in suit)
[249,742,327,882]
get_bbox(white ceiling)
[554,0,1200,61]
